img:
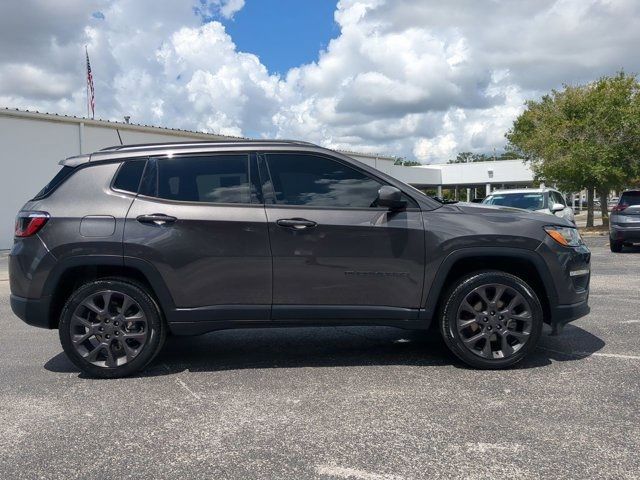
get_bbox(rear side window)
[33,166,75,200]
[112,160,146,193]
[620,191,640,206]
[144,155,252,204]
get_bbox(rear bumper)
[610,224,640,242]
[10,294,53,329]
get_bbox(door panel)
[267,206,424,311]
[261,152,426,318]
[125,198,271,308]
[123,154,271,317]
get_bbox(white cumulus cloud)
[1,0,639,163]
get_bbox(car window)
[483,193,544,210]
[32,166,76,200]
[112,160,146,193]
[620,191,640,206]
[265,153,416,208]
[149,155,251,204]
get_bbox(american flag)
[85,47,95,119]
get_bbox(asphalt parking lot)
[1,237,639,480]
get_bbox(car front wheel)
[440,271,543,369]
[59,278,166,378]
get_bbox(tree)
[448,151,519,163]
[498,150,521,160]
[506,72,640,227]
[394,157,421,166]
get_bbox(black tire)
[439,271,543,369]
[610,240,623,252]
[59,278,166,378]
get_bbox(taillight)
[14,211,50,237]
[611,204,628,212]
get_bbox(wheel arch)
[423,247,557,325]
[43,255,175,329]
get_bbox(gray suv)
[10,141,591,377]
[610,189,640,252]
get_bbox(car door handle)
[136,214,177,226]
[276,218,317,229]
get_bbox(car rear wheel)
[439,271,543,369]
[610,240,623,252]
[59,278,166,378]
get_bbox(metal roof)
[0,106,244,140]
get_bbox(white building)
[414,160,534,200]
[0,108,533,248]
[334,152,533,197]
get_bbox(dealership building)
[0,108,534,248]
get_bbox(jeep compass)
[10,140,591,377]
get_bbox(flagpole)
[85,46,89,119]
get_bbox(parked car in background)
[609,190,640,252]
[482,188,575,223]
[10,140,590,377]
[608,197,620,210]
[572,197,601,212]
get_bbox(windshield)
[483,192,545,210]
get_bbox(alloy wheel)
[69,290,149,368]
[456,283,533,360]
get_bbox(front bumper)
[549,297,590,333]
[10,294,53,329]
[535,235,591,332]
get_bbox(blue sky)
[207,1,339,75]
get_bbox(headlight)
[544,226,583,247]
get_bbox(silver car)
[482,188,575,223]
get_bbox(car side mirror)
[551,203,565,213]
[377,185,406,211]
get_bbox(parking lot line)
[315,464,404,480]
[539,346,640,361]
[175,377,201,400]
[589,352,640,360]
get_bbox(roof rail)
[99,139,319,152]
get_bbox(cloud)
[1,0,639,163]
[0,64,76,99]
[270,0,640,162]
[193,0,246,21]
